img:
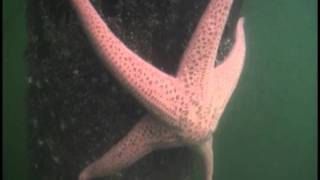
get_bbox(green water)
[213,1,317,180]
[3,0,317,180]
[3,0,28,179]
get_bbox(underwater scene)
[4,0,317,180]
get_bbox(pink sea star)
[70,0,246,179]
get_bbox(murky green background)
[3,0,317,180]
[3,0,28,179]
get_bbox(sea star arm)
[192,136,213,180]
[210,17,246,117]
[177,0,234,89]
[79,114,180,180]
[70,0,183,119]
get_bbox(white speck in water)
[129,31,134,40]
[27,76,33,84]
[38,139,44,146]
[60,122,66,131]
[73,69,79,75]
[32,118,38,128]
[114,172,123,178]
[46,138,54,151]
[70,117,76,124]
[52,155,60,164]
[36,80,41,88]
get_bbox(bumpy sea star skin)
[70,0,246,179]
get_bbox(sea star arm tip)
[208,17,246,122]
[211,16,246,91]
[217,17,245,73]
